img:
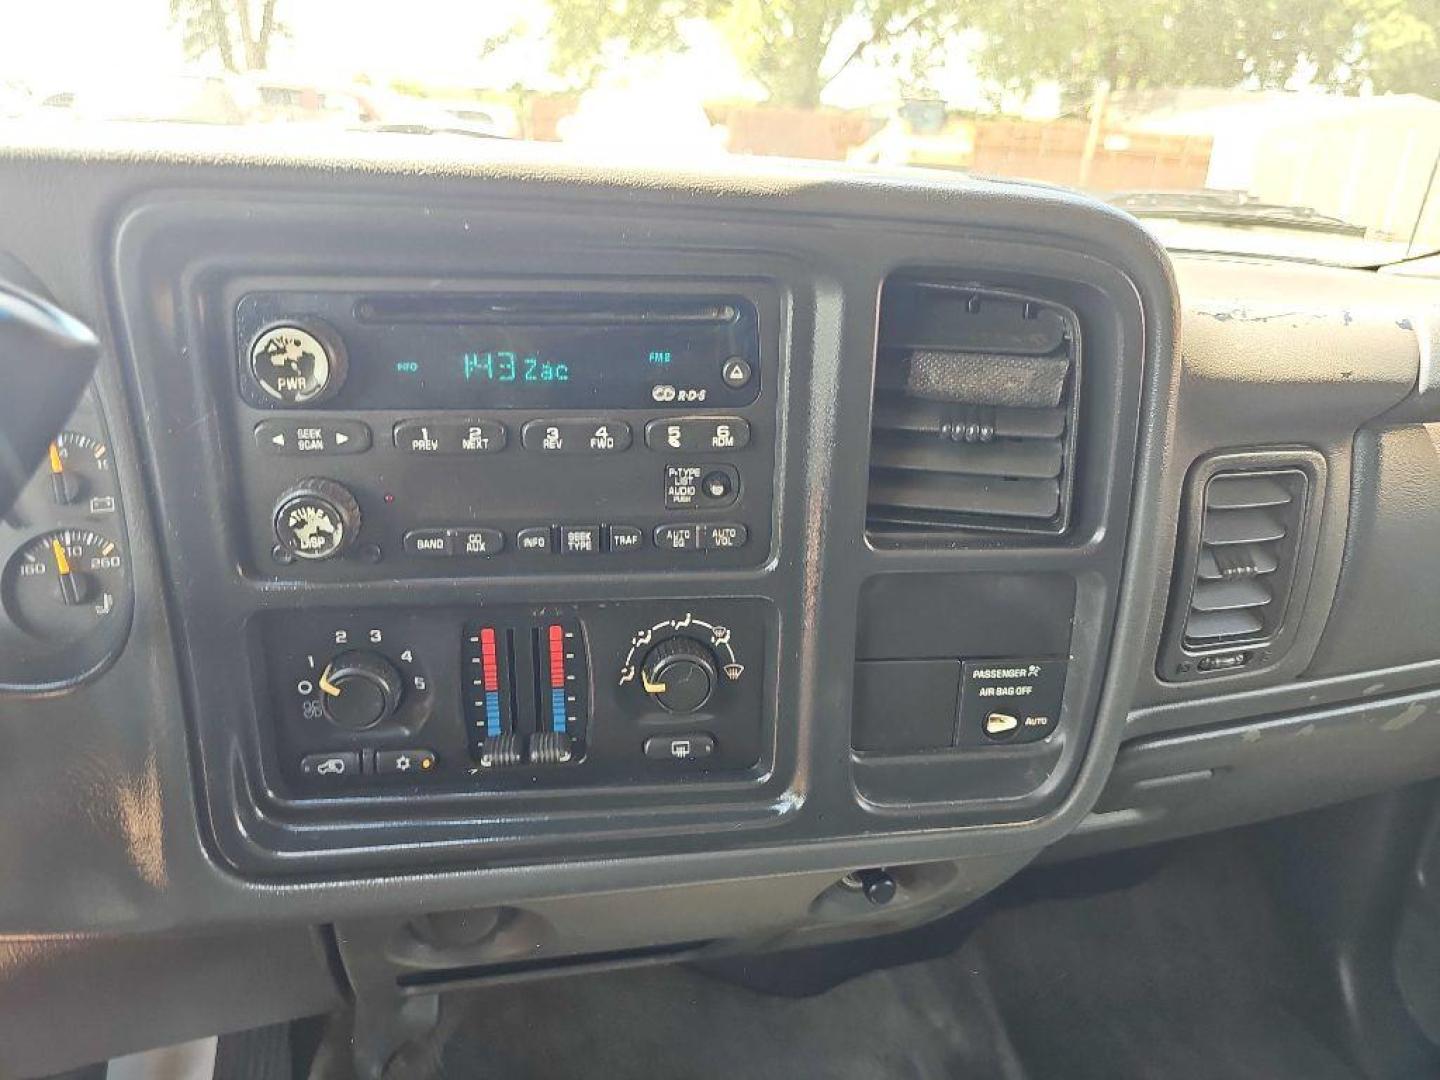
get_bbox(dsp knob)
[641,636,717,714]
[273,477,361,561]
[318,650,404,730]
[248,320,347,405]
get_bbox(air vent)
[867,280,1080,536]
[1160,452,1325,681]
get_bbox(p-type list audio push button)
[664,464,740,509]
[960,658,1067,745]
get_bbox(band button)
[403,528,453,557]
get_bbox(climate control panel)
[259,599,770,796]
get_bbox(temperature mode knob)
[642,637,717,714]
[273,478,361,561]
[318,650,404,729]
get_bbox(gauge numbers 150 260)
[4,528,125,641]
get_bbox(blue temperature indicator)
[395,360,420,374]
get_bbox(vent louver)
[867,281,1080,535]
[1160,452,1324,682]
[1184,473,1301,646]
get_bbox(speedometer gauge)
[3,528,126,641]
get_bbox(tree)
[541,0,716,89]
[539,0,945,107]
[962,0,1440,104]
[1320,0,1440,96]
[170,0,284,72]
[717,0,943,107]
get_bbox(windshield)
[6,0,1440,267]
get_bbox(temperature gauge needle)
[50,537,82,606]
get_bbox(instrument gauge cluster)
[0,389,132,690]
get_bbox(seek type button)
[959,658,1067,746]
[645,417,751,453]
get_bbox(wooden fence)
[521,98,1213,191]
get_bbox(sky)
[0,0,1033,113]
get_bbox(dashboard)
[2,134,1440,1075]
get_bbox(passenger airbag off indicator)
[959,658,1067,746]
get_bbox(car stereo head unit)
[237,290,761,411]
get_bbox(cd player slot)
[354,294,740,326]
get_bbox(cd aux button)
[449,528,504,557]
